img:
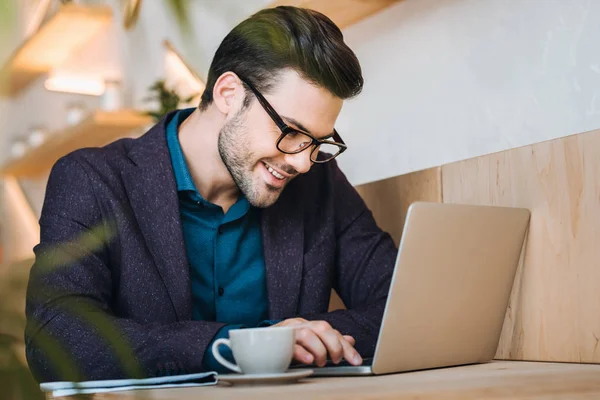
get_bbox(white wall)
[338,0,600,185]
[2,0,600,190]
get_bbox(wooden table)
[51,361,600,400]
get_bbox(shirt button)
[217,227,223,235]
[218,287,224,296]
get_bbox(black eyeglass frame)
[239,77,347,164]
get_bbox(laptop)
[305,202,530,376]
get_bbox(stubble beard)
[218,110,283,208]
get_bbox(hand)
[274,318,362,368]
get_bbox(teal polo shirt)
[166,108,275,372]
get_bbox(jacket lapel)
[121,113,192,321]
[261,182,305,320]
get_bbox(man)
[25,6,396,382]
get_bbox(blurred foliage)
[0,334,44,400]
[143,79,197,121]
[0,0,17,42]
[0,2,25,399]
[0,1,14,21]
[0,1,192,398]
[0,0,17,92]
[0,222,147,398]
[166,0,191,32]
[0,259,44,400]
[119,0,190,32]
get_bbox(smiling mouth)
[263,162,286,180]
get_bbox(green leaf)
[166,0,191,34]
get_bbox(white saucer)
[218,369,313,385]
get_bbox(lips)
[261,162,288,188]
[264,162,285,180]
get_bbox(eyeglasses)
[239,77,347,164]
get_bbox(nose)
[284,149,313,175]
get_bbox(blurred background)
[0,0,599,398]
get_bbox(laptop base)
[309,365,373,376]
[292,358,375,376]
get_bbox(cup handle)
[211,338,242,373]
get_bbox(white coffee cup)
[211,326,295,374]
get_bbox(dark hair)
[199,6,363,111]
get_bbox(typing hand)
[273,318,363,367]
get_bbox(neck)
[178,107,240,212]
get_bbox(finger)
[275,318,308,327]
[287,318,308,326]
[293,344,314,365]
[295,328,329,367]
[310,322,345,364]
[340,337,362,366]
[342,335,356,346]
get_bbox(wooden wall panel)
[442,129,600,363]
[355,167,442,246]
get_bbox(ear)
[212,72,245,115]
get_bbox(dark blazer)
[25,111,397,382]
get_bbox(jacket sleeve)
[25,156,225,383]
[301,161,397,358]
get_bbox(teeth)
[269,167,284,179]
[265,163,285,180]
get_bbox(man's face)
[218,70,343,208]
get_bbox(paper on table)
[40,372,218,397]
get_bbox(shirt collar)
[166,108,198,193]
